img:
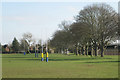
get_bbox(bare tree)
[76,3,118,57]
[69,22,90,55]
[20,38,29,52]
[50,21,72,54]
[22,32,33,53]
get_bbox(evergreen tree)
[12,37,20,53]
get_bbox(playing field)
[2,53,119,78]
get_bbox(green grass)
[2,53,119,78]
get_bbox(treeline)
[1,33,50,54]
[49,3,118,57]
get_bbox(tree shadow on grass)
[24,59,120,64]
[85,61,120,63]
[25,57,113,62]
[48,58,99,61]
[2,57,35,58]
[25,58,95,61]
[3,56,115,63]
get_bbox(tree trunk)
[93,41,98,56]
[94,47,98,56]
[83,46,85,55]
[61,48,64,54]
[60,48,62,54]
[85,46,88,56]
[76,46,78,56]
[91,47,93,57]
[59,48,61,54]
[86,46,88,56]
[78,47,80,55]
[66,48,68,55]
[81,47,84,55]
[63,48,65,54]
[101,46,104,57]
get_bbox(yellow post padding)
[41,53,43,58]
[46,52,48,57]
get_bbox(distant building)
[104,44,119,55]
[103,40,120,55]
[2,44,10,53]
[49,49,54,53]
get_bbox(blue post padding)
[46,57,48,62]
[41,58,44,61]
[24,52,26,55]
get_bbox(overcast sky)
[1,2,118,45]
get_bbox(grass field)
[2,53,119,78]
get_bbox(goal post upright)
[46,41,48,62]
[41,41,44,61]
